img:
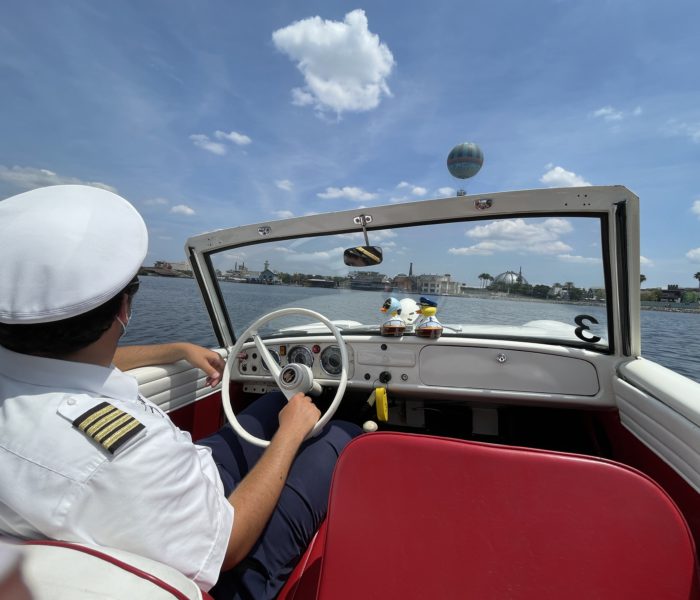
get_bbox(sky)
[1,0,699,289]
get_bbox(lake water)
[124,276,700,384]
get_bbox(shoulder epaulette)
[72,401,145,455]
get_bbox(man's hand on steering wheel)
[278,393,322,443]
[222,308,349,448]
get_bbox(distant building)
[347,271,391,291]
[305,278,337,288]
[140,260,189,278]
[548,284,566,299]
[493,268,528,287]
[259,260,279,284]
[661,285,683,303]
[393,262,417,293]
[169,260,192,274]
[225,261,258,282]
[416,273,460,295]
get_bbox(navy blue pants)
[199,392,361,600]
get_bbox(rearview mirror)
[344,246,383,267]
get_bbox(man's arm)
[114,343,225,387]
[222,393,321,570]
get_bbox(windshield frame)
[185,186,639,357]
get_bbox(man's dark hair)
[0,278,139,357]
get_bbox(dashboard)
[232,334,609,408]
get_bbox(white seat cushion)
[22,541,203,600]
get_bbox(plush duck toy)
[398,297,420,329]
[415,296,443,339]
[380,297,406,336]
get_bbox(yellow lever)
[375,387,388,422]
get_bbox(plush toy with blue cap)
[415,296,443,339]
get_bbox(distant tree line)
[639,272,700,303]
[478,273,605,302]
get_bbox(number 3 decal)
[574,315,601,344]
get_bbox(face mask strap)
[116,309,131,335]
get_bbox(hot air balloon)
[447,142,484,180]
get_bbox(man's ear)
[117,293,131,321]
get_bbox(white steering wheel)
[222,308,349,448]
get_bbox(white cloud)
[214,130,252,146]
[171,204,195,215]
[191,130,251,154]
[272,9,395,115]
[640,255,654,267]
[450,218,575,256]
[273,209,295,219]
[448,244,496,256]
[664,120,700,143]
[397,181,427,196]
[0,165,116,195]
[687,248,700,263]
[317,186,378,201]
[557,254,601,264]
[592,106,623,121]
[468,218,573,241]
[450,239,574,256]
[146,197,169,206]
[291,88,315,106]
[530,241,574,254]
[288,247,346,263]
[190,134,226,155]
[276,179,294,191]
[436,187,456,197]
[591,105,642,122]
[540,165,592,187]
[222,252,247,262]
[692,200,700,218]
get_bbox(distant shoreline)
[141,273,700,314]
[640,304,700,314]
[405,290,700,314]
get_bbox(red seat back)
[317,432,698,599]
[277,521,327,600]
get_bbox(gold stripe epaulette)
[72,401,145,455]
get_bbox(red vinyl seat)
[277,521,328,600]
[315,432,698,599]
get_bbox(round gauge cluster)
[240,344,344,378]
[260,349,281,372]
[287,345,314,368]
[320,346,343,375]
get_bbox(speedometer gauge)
[287,346,314,367]
[320,346,343,375]
[260,349,281,372]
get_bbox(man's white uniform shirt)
[0,345,234,591]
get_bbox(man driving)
[0,185,360,599]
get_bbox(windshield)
[210,214,610,350]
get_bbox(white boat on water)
[18,186,700,598]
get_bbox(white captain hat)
[0,185,148,324]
